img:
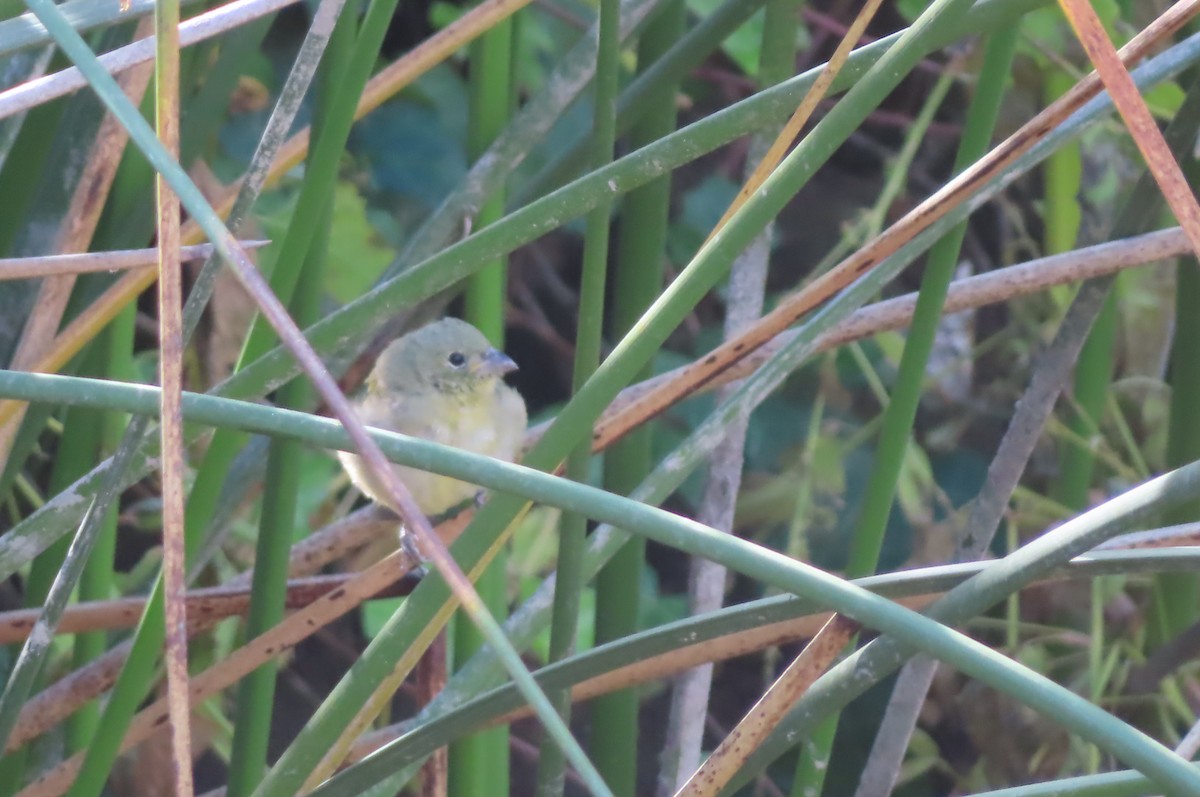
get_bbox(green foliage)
[686,0,763,75]
[326,183,397,303]
[667,173,740,263]
[356,68,469,207]
[361,596,404,638]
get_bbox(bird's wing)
[356,392,423,435]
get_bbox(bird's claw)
[398,528,427,564]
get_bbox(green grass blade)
[536,0,620,788]
[451,7,517,796]
[593,0,684,789]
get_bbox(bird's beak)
[475,347,518,377]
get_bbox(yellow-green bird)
[338,318,528,520]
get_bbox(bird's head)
[368,318,518,398]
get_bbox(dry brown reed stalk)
[4,506,396,750]
[152,2,194,792]
[586,1,1200,455]
[0,242,268,280]
[526,226,1194,451]
[0,574,408,644]
[0,0,301,121]
[415,633,449,797]
[7,511,1193,648]
[18,549,420,797]
[0,18,154,463]
[676,615,859,797]
[342,597,937,767]
[1057,0,1200,258]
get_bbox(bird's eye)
[447,351,467,368]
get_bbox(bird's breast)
[435,400,501,455]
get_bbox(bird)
[338,318,528,526]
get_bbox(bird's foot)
[398,527,427,564]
